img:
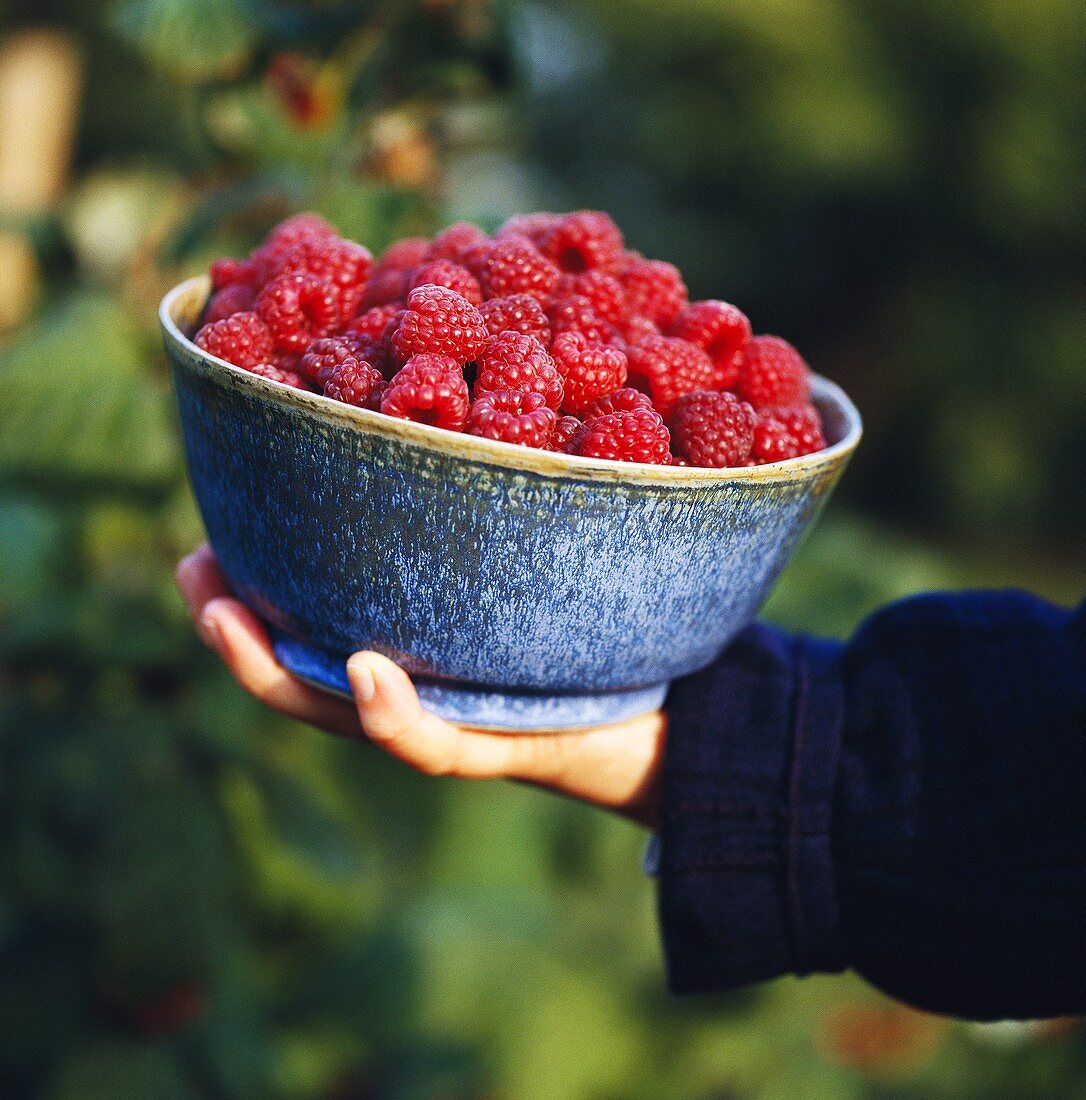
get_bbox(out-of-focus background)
[0,0,1083,1095]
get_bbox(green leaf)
[109,0,259,83]
[0,296,177,490]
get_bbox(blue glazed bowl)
[162,276,861,730]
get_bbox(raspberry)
[550,331,628,415]
[246,361,312,390]
[547,414,582,452]
[752,404,826,463]
[345,303,401,341]
[265,212,337,250]
[467,390,558,448]
[736,335,811,410]
[580,386,653,420]
[381,353,470,431]
[621,259,688,329]
[428,222,490,267]
[479,294,551,344]
[408,259,483,306]
[209,257,256,290]
[554,270,628,325]
[366,380,389,412]
[624,334,715,418]
[670,301,751,391]
[671,390,757,468]
[391,285,487,366]
[542,211,624,273]
[475,331,564,410]
[497,212,562,245]
[203,283,256,325]
[547,295,616,344]
[479,235,560,301]
[571,407,671,465]
[301,336,371,385]
[619,315,661,346]
[377,236,430,271]
[195,311,273,369]
[261,236,374,321]
[323,357,385,407]
[363,267,409,308]
[256,273,340,354]
[376,310,408,374]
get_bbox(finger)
[348,652,550,779]
[175,545,232,644]
[202,597,361,738]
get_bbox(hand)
[175,546,667,827]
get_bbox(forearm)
[657,591,1086,1018]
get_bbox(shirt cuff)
[656,624,847,993]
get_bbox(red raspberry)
[203,283,256,325]
[670,301,751,391]
[550,331,628,415]
[467,390,558,448]
[480,235,560,301]
[497,212,562,245]
[261,236,374,322]
[772,404,826,453]
[408,259,483,306]
[195,311,273,369]
[752,404,826,463]
[377,236,430,271]
[428,222,490,267]
[381,353,470,431]
[547,295,616,344]
[251,214,338,283]
[256,273,341,354]
[479,294,551,344]
[475,331,564,410]
[554,270,628,325]
[624,334,715,418]
[671,390,757,468]
[345,303,401,341]
[363,267,409,308]
[376,310,408,374]
[619,315,661,346]
[547,414,582,452]
[391,285,487,366]
[323,357,385,407]
[264,212,337,250]
[301,336,371,385]
[246,361,312,390]
[571,406,671,465]
[621,259,688,329]
[209,257,256,290]
[580,386,653,420]
[542,211,623,273]
[366,380,389,412]
[736,335,811,410]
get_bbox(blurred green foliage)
[0,0,1083,1097]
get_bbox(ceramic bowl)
[161,276,861,730]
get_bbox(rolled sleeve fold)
[658,625,847,993]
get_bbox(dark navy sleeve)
[657,590,1086,1020]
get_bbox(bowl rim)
[161,275,863,487]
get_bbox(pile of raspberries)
[194,211,825,467]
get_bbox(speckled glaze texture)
[162,277,861,730]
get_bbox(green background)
[0,1,1083,1096]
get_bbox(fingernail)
[348,655,376,703]
[199,610,223,653]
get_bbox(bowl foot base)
[271,632,668,732]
